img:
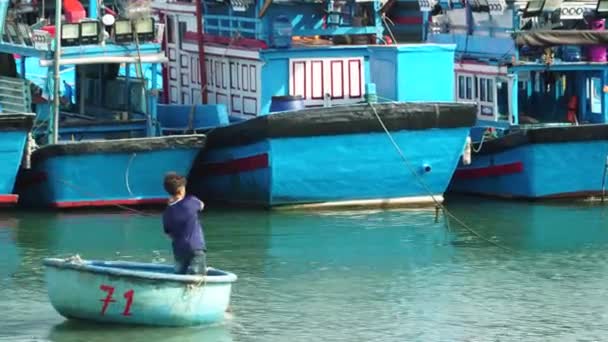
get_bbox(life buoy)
[566,95,578,124]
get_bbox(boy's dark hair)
[163,172,187,196]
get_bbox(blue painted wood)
[43,257,236,326]
[196,127,470,207]
[0,129,29,200]
[203,1,386,43]
[369,44,456,102]
[268,128,470,206]
[427,0,608,200]
[427,34,515,61]
[196,140,272,206]
[450,139,608,198]
[157,104,229,134]
[18,140,202,208]
[269,96,304,113]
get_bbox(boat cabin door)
[164,14,200,105]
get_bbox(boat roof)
[0,42,167,66]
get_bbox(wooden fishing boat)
[43,257,237,326]
[152,0,477,209]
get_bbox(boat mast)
[196,0,207,103]
[50,0,62,144]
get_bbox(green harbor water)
[1,196,608,341]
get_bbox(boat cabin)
[0,0,166,143]
[152,0,453,123]
[425,0,608,138]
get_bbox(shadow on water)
[0,215,19,283]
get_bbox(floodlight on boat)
[560,3,586,19]
[102,14,116,26]
[79,20,101,45]
[134,17,155,42]
[469,0,490,12]
[61,22,80,46]
[113,19,133,43]
[597,0,608,16]
[418,0,433,12]
[487,0,506,15]
[523,0,545,17]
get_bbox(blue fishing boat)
[1,0,206,208]
[0,113,33,205]
[152,0,477,209]
[18,135,205,208]
[425,0,608,200]
[43,257,237,326]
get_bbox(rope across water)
[367,101,513,252]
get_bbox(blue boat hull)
[17,135,205,208]
[43,258,236,326]
[450,125,608,199]
[0,114,34,205]
[190,103,476,208]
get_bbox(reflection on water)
[45,320,234,342]
[0,216,19,284]
[0,199,608,341]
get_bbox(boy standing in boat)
[162,172,207,275]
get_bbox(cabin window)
[477,76,496,117]
[458,76,465,99]
[166,16,175,44]
[178,22,187,49]
[457,74,475,101]
[496,79,509,120]
[486,79,494,102]
[590,77,602,114]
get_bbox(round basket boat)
[43,257,237,326]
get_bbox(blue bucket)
[269,95,304,113]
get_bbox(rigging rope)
[367,102,513,252]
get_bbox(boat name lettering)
[99,285,135,316]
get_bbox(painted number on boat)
[99,285,135,316]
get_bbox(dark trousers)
[174,250,207,275]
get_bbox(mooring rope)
[368,102,513,252]
[602,155,608,203]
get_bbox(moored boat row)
[0,0,480,210]
[4,0,608,208]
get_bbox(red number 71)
[99,285,134,316]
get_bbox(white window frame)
[456,72,475,102]
[477,75,496,119]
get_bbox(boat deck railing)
[204,15,267,41]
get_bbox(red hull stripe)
[454,162,524,179]
[0,194,18,204]
[53,198,167,208]
[392,16,423,25]
[203,153,269,176]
